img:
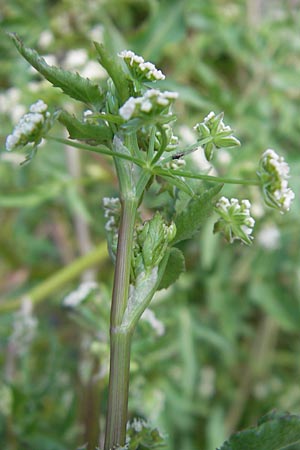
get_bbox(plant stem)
[0,242,107,314]
[104,197,138,449]
[154,167,260,186]
[104,330,132,449]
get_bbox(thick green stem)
[104,330,132,449]
[104,197,137,449]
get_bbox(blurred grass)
[1,1,300,449]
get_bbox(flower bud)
[194,111,240,161]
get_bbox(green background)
[0,1,299,449]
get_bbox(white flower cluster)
[128,417,148,433]
[119,89,178,121]
[214,196,255,245]
[103,197,121,232]
[118,50,165,81]
[63,281,98,308]
[6,100,50,151]
[258,149,295,214]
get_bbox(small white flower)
[119,97,137,120]
[129,417,147,433]
[214,196,255,245]
[119,89,178,121]
[5,100,50,152]
[258,149,295,213]
[29,99,48,114]
[118,49,165,81]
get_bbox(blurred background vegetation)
[0,0,300,449]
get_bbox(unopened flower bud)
[194,111,240,161]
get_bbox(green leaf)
[174,184,223,244]
[94,41,130,103]
[8,33,104,107]
[58,111,112,144]
[158,247,185,290]
[218,411,300,450]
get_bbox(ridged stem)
[104,197,137,449]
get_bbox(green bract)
[194,111,240,161]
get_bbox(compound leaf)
[8,33,104,108]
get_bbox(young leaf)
[158,247,185,290]
[174,184,223,244]
[94,41,130,103]
[58,111,112,144]
[8,33,104,108]
[218,411,300,450]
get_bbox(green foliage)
[158,247,185,290]
[8,33,105,108]
[126,419,166,449]
[218,411,300,450]
[174,184,223,244]
[1,1,300,450]
[58,110,112,144]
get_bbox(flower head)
[194,111,240,161]
[257,149,295,214]
[118,50,165,82]
[214,196,255,245]
[119,89,178,121]
[6,100,50,152]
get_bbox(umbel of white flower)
[119,89,178,121]
[194,111,240,161]
[214,197,255,245]
[118,50,165,82]
[6,100,50,152]
[257,149,295,214]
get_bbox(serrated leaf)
[58,111,112,144]
[8,33,104,107]
[158,247,185,290]
[218,412,300,450]
[174,184,223,244]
